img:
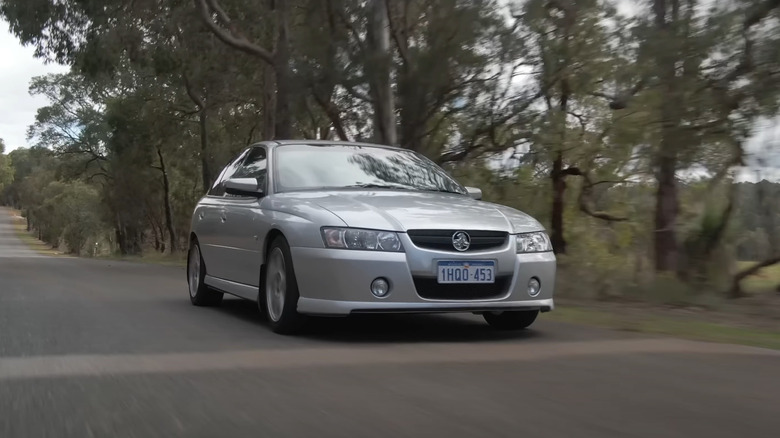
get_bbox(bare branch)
[194,0,275,65]
[562,167,630,222]
[385,0,411,66]
[313,93,350,141]
[182,72,205,110]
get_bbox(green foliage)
[0,139,14,194]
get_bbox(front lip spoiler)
[349,305,553,315]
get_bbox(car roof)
[254,139,406,151]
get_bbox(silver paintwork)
[190,140,556,316]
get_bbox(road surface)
[1,206,779,437]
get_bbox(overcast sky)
[0,20,68,152]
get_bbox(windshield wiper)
[346,183,415,190]
[420,187,463,195]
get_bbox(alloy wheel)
[188,245,201,298]
[266,247,287,322]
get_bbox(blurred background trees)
[1,0,779,299]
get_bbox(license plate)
[437,261,495,284]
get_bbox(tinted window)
[274,144,467,194]
[208,149,249,196]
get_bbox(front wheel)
[483,310,539,330]
[187,240,223,306]
[261,236,308,335]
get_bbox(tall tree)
[194,0,293,139]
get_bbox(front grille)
[413,276,512,300]
[406,230,508,252]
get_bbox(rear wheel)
[187,240,223,306]
[261,236,308,335]
[483,310,539,330]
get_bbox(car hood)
[276,190,544,233]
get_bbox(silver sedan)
[187,140,556,334]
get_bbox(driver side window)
[232,147,267,192]
[208,149,250,197]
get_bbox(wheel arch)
[263,228,285,261]
[260,228,285,283]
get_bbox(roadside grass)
[547,304,780,351]
[6,208,185,265]
[8,210,63,256]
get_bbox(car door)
[199,148,250,281]
[220,146,269,288]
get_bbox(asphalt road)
[1,207,779,438]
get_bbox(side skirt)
[204,275,257,301]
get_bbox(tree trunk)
[367,0,397,145]
[550,76,570,255]
[262,63,276,140]
[654,154,679,271]
[115,215,127,255]
[653,0,681,273]
[199,108,211,193]
[182,73,212,193]
[156,147,177,253]
[550,151,567,255]
[150,221,161,252]
[273,0,292,139]
[25,208,30,231]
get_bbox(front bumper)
[290,234,556,316]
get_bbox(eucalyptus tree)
[503,0,638,254]
[585,0,780,273]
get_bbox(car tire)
[483,310,539,330]
[187,239,224,306]
[261,235,308,335]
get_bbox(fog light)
[527,277,541,297]
[370,278,390,298]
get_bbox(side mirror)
[465,186,482,200]
[224,178,264,197]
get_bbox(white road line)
[0,338,777,381]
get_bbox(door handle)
[220,214,227,223]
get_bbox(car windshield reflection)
[274,144,467,195]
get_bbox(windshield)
[273,144,468,195]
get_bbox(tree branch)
[385,0,411,66]
[313,93,350,141]
[182,72,205,110]
[709,0,780,88]
[730,256,780,298]
[590,78,647,110]
[194,0,275,65]
[565,167,630,222]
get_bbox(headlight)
[516,231,553,253]
[321,227,404,252]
